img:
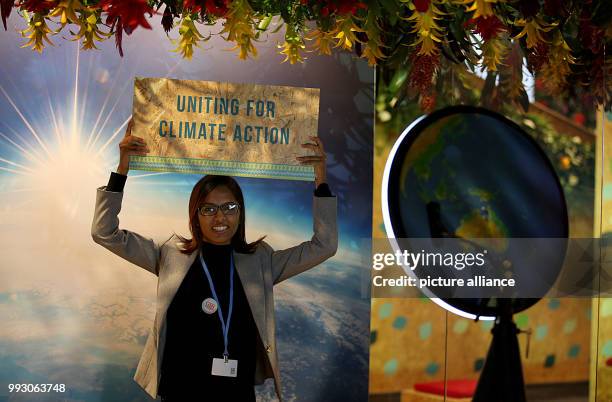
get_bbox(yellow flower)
[71,9,111,50]
[234,34,257,60]
[481,34,508,71]
[279,25,305,64]
[514,17,556,48]
[333,15,363,51]
[539,31,575,93]
[362,43,385,66]
[173,15,207,60]
[406,0,445,56]
[361,10,386,66]
[458,0,498,19]
[20,12,55,53]
[50,0,84,26]
[279,39,306,64]
[221,0,258,60]
[306,28,335,55]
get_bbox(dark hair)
[178,175,264,254]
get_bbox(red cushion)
[414,379,477,398]
[607,357,612,367]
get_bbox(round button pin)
[202,298,218,314]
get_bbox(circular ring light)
[381,106,568,320]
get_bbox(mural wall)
[0,14,373,402]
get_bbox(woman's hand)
[297,136,327,188]
[117,118,149,176]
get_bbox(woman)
[91,119,337,401]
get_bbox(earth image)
[0,258,369,402]
[394,112,566,241]
[387,109,568,313]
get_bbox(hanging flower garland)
[1,0,610,112]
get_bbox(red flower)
[162,7,174,33]
[184,0,227,16]
[527,43,549,72]
[472,16,505,41]
[112,17,124,56]
[16,0,58,13]
[318,0,366,16]
[409,52,439,94]
[183,0,202,12]
[572,112,585,126]
[204,0,228,17]
[1,0,14,30]
[413,0,430,13]
[579,8,604,54]
[100,0,155,57]
[100,0,154,35]
[336,0,366,15]
[534,78,545,91]
[543,0,568,18]
[420,93,436,113]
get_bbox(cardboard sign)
[130,77,320,181]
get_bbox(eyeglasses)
[198,202,240,216]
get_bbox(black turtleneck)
[158,242,258,400]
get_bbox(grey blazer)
[91,186,337,401]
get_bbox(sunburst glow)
[0,41,167,220]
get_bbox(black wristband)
[314,183,333,197]
[107,171,127,192]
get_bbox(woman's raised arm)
[90,118,167,275]
[269,135,337,284]
[91,188,172,276]
[269,194,337,284]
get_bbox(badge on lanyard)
[199,251,239,377]
[211,357,238,377]
[202,297,218,314]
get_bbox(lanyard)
[199,250,234,361]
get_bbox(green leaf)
[257,15,273,31]
[379,0,399,25]
[379,0,400,15]
[388,68,408,94]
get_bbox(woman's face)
[197,185,240,245]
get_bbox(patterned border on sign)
[129,155,315,181]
